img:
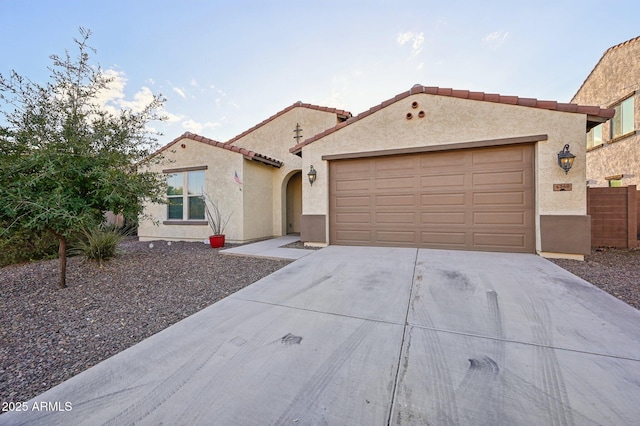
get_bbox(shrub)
[72,225,126,266]
[0,225,59,267]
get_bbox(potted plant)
[203,194,232,248]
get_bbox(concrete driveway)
[4,247,640,425]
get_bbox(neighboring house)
[571,35,640,188]
[140,85,613,260]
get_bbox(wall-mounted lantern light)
[557,144,575,174]
[307,165,317,186]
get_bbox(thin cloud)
[482,31,509,47]
[173,87,186,98]
[181,119,221,134]
[397,31,425,57]
[162,110,184,123]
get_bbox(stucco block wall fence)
[587,186,638,249]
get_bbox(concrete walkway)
[3,247,640,425]
[220,235,316,260]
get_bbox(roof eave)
[245,154,283,168]
[586,114,611,131]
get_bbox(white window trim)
[164,168,207,222]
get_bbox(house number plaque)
[553,183,573,191]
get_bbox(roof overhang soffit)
[244,154,283,168]
[586,114,610,131]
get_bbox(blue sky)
[1,0,639,147]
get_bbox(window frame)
[586,123,603,150]
[162,166,208,223]
[610,94,635,141]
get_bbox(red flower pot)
[209,235,225,248]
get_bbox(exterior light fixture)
[307,165,317,186]
[557,144,575,174]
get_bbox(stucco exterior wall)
[302,93,588,255]
[138,136,243,242]
[572,38,640,187]
[230,107,340,236]
[242,160,274,241]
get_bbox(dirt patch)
[549,247,640,311]
[0,239,291,404]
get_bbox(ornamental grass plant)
[72,225,129,267]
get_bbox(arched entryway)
[285,171,302,234]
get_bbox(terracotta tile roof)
[571,35,640,103]
[225,101,352,146]
[290,84,616,155]
[157,132,284,168]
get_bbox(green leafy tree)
[0,28,166,288]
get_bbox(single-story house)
[571,35,639,188]
[139,84,614,260]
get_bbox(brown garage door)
[329,144,535,252]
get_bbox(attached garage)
[293,85,616,259]
[328,144,535,252]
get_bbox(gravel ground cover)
[549,247,640,310]
[1,239,291,405]
[2,240,638,408]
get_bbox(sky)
[1,0,639,147]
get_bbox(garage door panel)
[376,230,416,243]
[472,170,526,186]
[376,212,416,224]
[375,156,416,172]
[421,193,466,206]
[335,229,372,244]
[335,179,371,191]
[375,176,415,189]
[332,159,371,175]
[421,231,467,245]
[420,174,465,187]
[330,144,534,253]
[420,152,467,168]
[473,211,526,225]
[473,232,526,248]
[421,212,466,225]
[376,194,415,207]
[473,191,525,206]
[335,195,371,208]
[472,148,527,166]
[335,212,372,224]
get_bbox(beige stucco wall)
[242,160,274,240]
[302,93,588,255]
[572,39,640,187]
[138,136,244,242]
[230,106,340,236]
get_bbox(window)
[166,170,205,220]
[611,96,635,139]
[587,124,603,149]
